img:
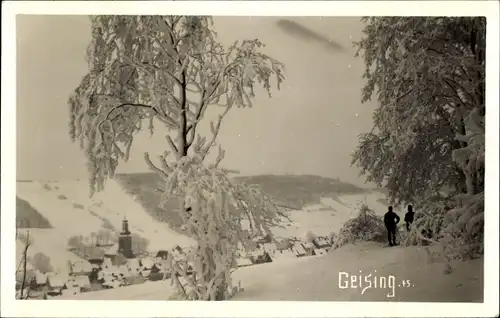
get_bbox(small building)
[140,269,152,278]
[313,248,328,256]
[291,243,308,257]
[102,257,113,269]
[67,275,91,291]
[250,251,273,264]
[255,234,272,244]
[47,273,69,290]
[313,236,331,249]
[171,245,187,262]
[140,257,156,270]
[271,248,296,262]
[301,242,316,256]
[85,247,105,266]
[70,260,93,276]
[102,276,123,289]
[156,250,169,260]
[118,264,132,278]
[236,257,253,268]
[262,243,278,254]
[34,270,48,287]
[127,258,141,276]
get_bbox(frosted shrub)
[162,155,281,300]
[330,204,386,250]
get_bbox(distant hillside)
[114,173,367,230]
[16,196,52,228]
[233,174,366,209]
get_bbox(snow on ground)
[16,180,195,261]
[56,242,483,301]
[271,192,389,240]
[16,229,86,273]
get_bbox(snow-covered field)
[16,179,195,272]
[273,193,389,240]
[56,242,483,301]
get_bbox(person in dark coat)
[383,206,400,246]
[404,204,415,232]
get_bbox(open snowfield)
[16,179,195,266]
[56,242,483,301]
[273,193,390,240]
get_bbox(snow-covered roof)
[236,258,253,267]
[104,243,119,256]
[302,242,315,250]
[68,276,91,289]
[262,243,277,252]
[47,273,69,288]
[70,260,92,274]
[313,248,327,256]
[292,243,307,256]
[35,270,48,285]
[102,257,113,268]
[313,237,331,248]
[141,257,156,269]
[127,258,141,271]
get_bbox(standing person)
[383,206,400,246]
[404,204,415,232]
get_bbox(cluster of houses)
[16,218,333,299]
[235,235,332,267]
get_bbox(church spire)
[121,217,131,235]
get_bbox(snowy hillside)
[56,242,483,301]
[272,194,390,240]
[16,179,196,272]
[15,175,386,274]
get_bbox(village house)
[66,275,91,291]
[46,272,70,295]
[34,270,48,288]
[313,248,328,256]
[301,242,316,256]
[291,242,308,257]
[312,236,331,249]
[236,257,253,268]
[69,260,93,276]
[248,249,272,264]
[156,250,169,260]
[270,248,296,262]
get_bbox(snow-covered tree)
[352,17,485,258]
[69,15,284,196]
[163,155,283,300]
[68,16,286,299]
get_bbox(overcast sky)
[16,15,377,186]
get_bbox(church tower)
[118,218,134,258]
